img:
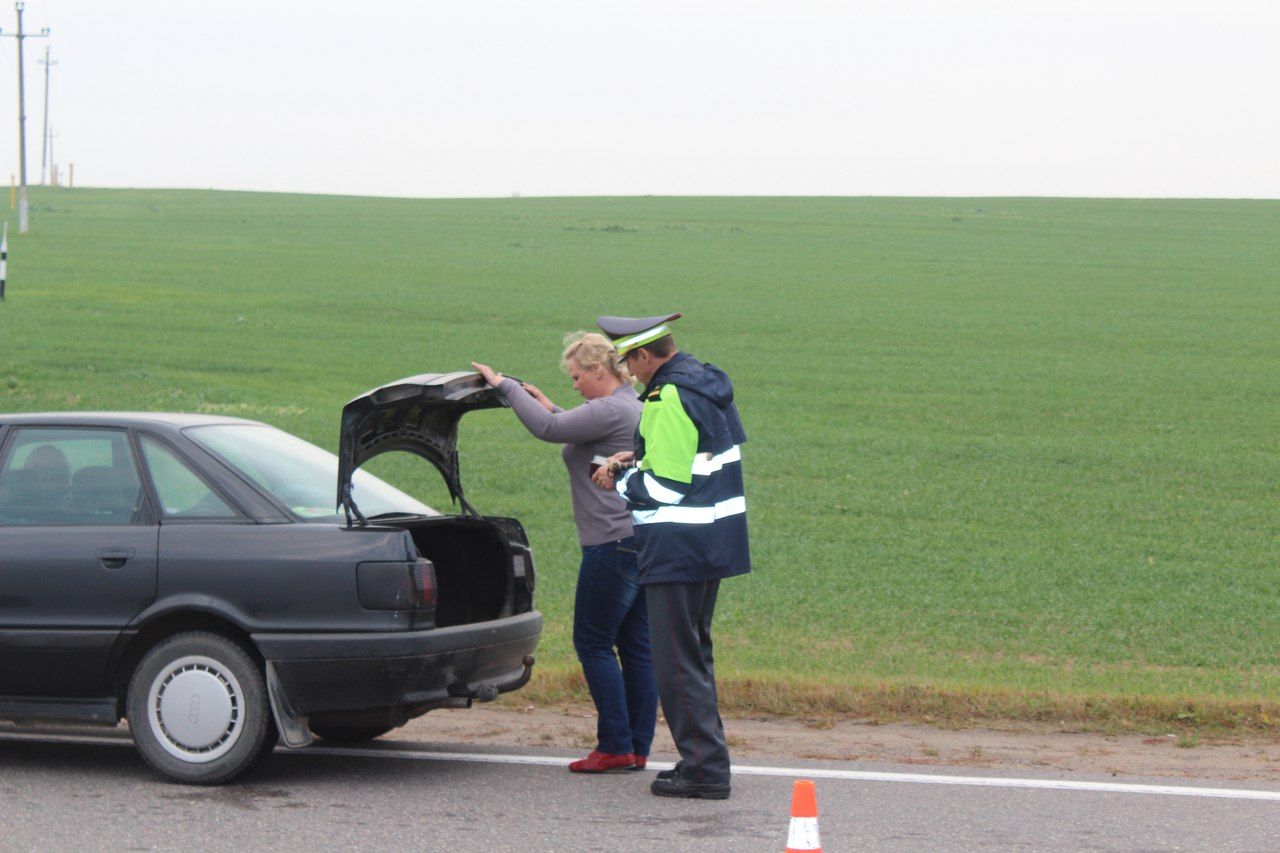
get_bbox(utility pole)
[47,124,56,185]
[0,3,50,233]
[39,44,54,186]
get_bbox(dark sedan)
[0,373,541,784]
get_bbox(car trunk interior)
[395,517,512,627]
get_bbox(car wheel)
[127,632,278,785]
[308,723,395,744]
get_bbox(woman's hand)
[521,381,555,412]
[471,361,503,388]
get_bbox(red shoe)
[631,755,647,771]
[568,750,636,773]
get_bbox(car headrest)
[0,467,41,505]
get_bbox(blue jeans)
[573,537,657,757]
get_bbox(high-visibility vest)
[618,353,750,584]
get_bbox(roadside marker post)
[1,221,7,300]
[784,779,822,853]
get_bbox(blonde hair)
[561,331,634,385]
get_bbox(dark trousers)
[645,579,729,784]
[573,537,658,757]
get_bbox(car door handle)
[97,547,136,569]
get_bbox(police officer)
[591,312,750,800]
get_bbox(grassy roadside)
[514,666,1280,737]
[3,188,1278,735]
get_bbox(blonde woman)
[472,332,656,773]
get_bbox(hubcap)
[147,655,244,763]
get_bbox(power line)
[0,2,50,234]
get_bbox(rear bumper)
[253,611,542,715]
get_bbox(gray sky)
[2,0,1276,198]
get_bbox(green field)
[3,188,1277,730]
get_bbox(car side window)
[0,428,145,526]
[139,436,238,520]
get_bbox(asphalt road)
[1,726,1278,851]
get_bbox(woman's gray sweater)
[498,378,641,547]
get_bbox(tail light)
[512,550,535,593]
[411,558,437,608]
[357,559,435,610]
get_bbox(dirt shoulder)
[401,702,1280,783]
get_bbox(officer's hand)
[591,465,614,489]
[593,451,634,489]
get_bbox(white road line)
[729,764,1280,801]
[5,731,1279,802]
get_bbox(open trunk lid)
[338,372,508,524]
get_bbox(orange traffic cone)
[784,779,822,852]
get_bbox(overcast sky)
[1,0,1275,198]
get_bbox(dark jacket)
[617,352,750,584]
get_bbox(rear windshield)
[186,423,437,522]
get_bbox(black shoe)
[650,775,731,800]
[655,760,684,781]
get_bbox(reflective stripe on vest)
[631,495,746,526]
[690,445,741,477]
[642,472,686,505]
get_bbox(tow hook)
[447,655,536,703]
[509,655,536,692]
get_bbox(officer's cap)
[595,313,683,356]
